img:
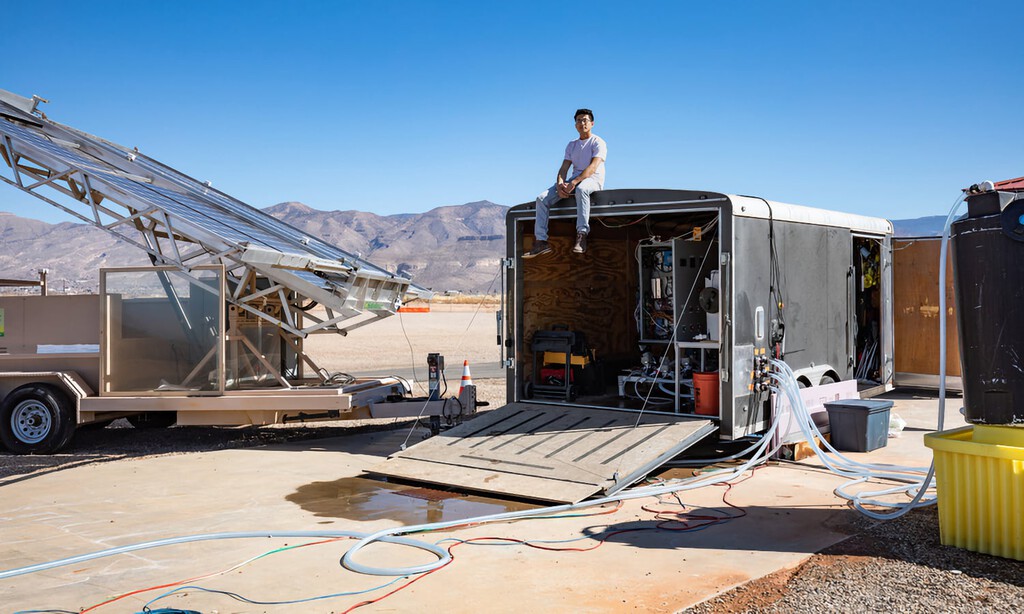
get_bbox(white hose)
[342,408,784,575]
[0,411,784,581]
[769,360,936,519]
[0,530,450,581]
[763,194,965,520]
[936,193,965,434]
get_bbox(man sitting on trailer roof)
[524,108,606,258]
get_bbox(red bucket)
[692,371,720,416]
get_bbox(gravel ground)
[686,505,1024,613]
[3,376,1022,611]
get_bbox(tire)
[522,381,534,400]
[0,384,76,455]
[819,374,838,386]
[127,412,177,429]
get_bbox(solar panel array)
[0,95,431,335]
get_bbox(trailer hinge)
[501,257,515,269]
[502,359,514,368]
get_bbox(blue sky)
[2,1,1021,224]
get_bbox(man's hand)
[557,180,575,198]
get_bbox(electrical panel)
[638,239,718,344]
[639,243,674,342]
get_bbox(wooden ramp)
[372,403,716,503]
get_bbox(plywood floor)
[372,403,715,503]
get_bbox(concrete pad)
[0,395,960,613]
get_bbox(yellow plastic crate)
[542,351,591,366]
[924,425,1024,561]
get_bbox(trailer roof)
[514,189,893,236]
[729,194,893,235]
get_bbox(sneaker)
[572,232,588,254]
[523,240,552,259]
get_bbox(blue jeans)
[534,177,602,241]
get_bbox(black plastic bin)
[824,399,893,453]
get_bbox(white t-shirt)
[564,135,606,185]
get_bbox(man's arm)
[555,159,573,198]
[568,156,604,189]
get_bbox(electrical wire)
[0,531,449,582]
[396,266,500,450]
[342,408,783,577]
[3,404,784,592]
[396,309,423,394]
[343,486,741,612]
[80,537,352,612]
[140,577,406,611]
[597,214,649,228]
[10,387,880,614]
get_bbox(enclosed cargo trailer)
[376,189,893,502]
[503,189,893,440]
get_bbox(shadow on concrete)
[572,504,868,554]
[0,418,421,486]
[879,387,963,401]
[577,505,1023,590]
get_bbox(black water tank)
[951,189,1024,425]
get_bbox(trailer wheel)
[523,381,534,400]
[0,384,76,455]
[819,374,837,386]
[127,412,177,429]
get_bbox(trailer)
[376,189,893,502]
[0,90,470,454]
[509,189,892,435]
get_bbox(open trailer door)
[373,403,714,503]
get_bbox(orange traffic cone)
[458,360,473,396]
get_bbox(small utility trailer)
[375,189,893,502]
[0,89,460,454]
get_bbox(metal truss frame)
[0,92,430,339]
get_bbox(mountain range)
[0,201,507,294]
[0,200,946,294]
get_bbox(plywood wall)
[892,238,960,376]
[520,219,638,372]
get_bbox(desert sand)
[303,303,507,403]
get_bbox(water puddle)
[287,476,537,525]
